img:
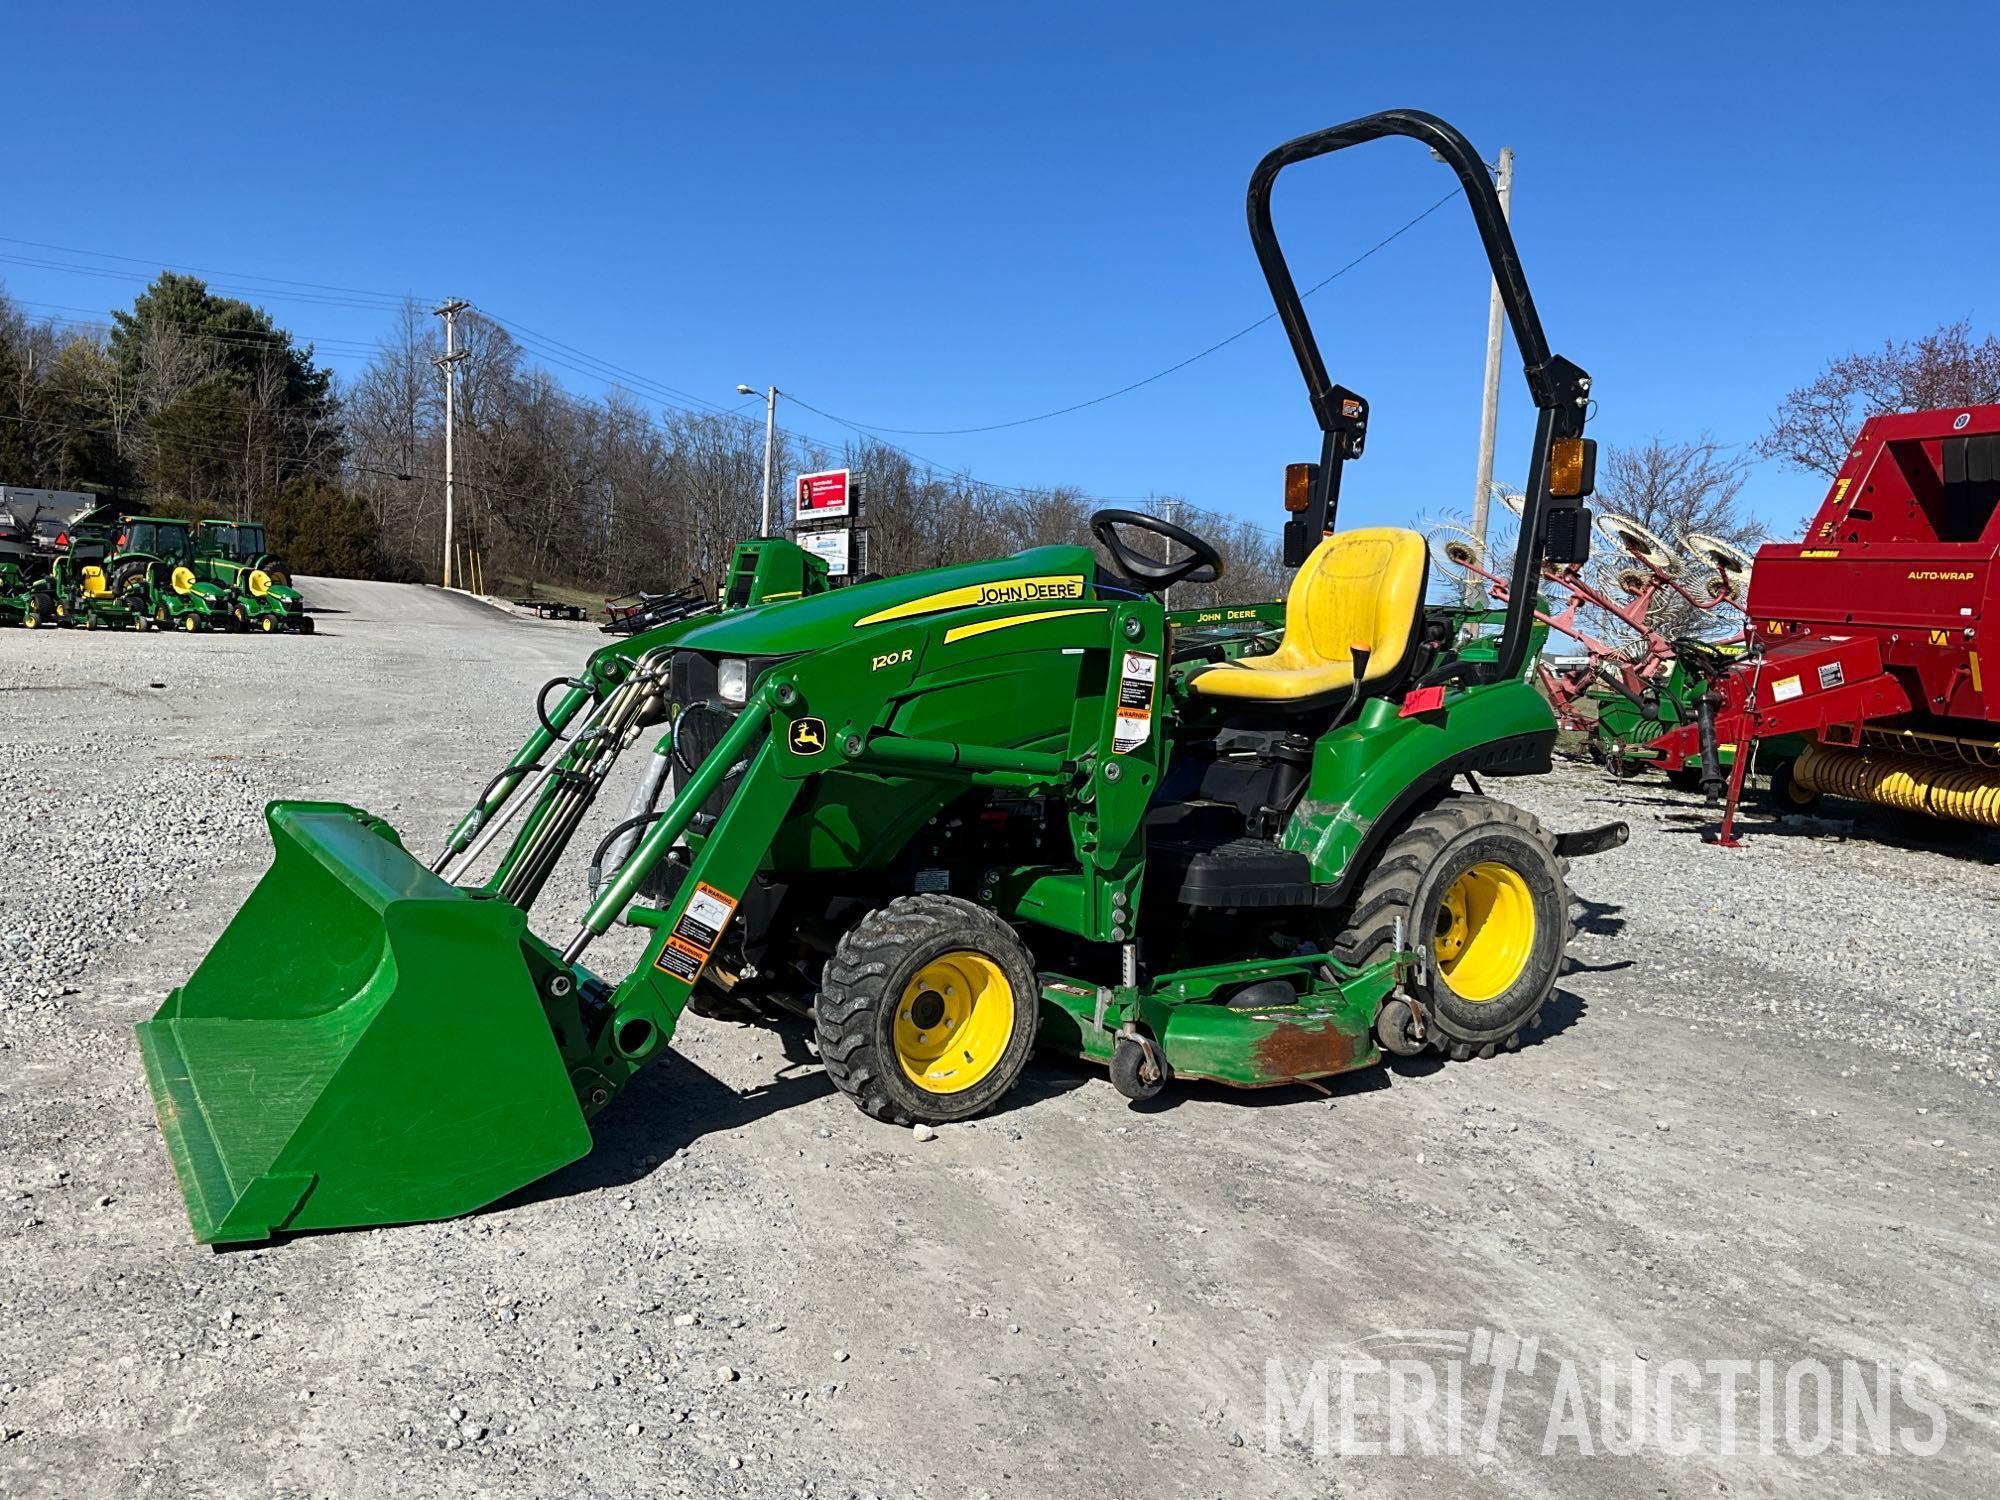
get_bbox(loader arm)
[555,596,1171,1113]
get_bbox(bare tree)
[1755,318,2000,478]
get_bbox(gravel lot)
[2,577,1996,1498]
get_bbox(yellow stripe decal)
[1971,651,1984,694]
[855,574,1086,627]
[943,607,1104,644]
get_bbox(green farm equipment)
[48,528,145,631]
[0,515,58,628]
[194,519,313,633]
[107,516,236,633]
[1584,642,1740,785]
[723,536,832,607]
[0,558,57,629]
[139,110,1625,1245]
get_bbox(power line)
[0,236,422,307]
[0,253,412,315]
[793,185,1464,437]
[27,310,381,359]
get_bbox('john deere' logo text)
[788,717,827,754]
[975,578,1086,606]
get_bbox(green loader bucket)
[136,802,592,1244]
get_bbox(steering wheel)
[1089,508,1224,593]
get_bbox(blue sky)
[8,2,1997,541]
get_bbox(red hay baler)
[1654,402,2000,841]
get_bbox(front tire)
[1330,794,1570,1060]
[817,894,1040,1125]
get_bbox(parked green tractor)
[193,519,312,633]
[107,516,236,633]
[0,559,53,628]
[0,516,58,628]
[48,528,145,631]
[139,110,1625,1244]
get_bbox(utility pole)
[434,299,470,588]
[1467,147,1514,605]
[738,383,780,535]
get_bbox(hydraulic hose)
[565,680,777,961]
[537,676,589,738]
[587,810,664,901]
[600,748,675,887]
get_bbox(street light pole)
[739,383,779,536]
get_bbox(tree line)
[3,272,1994,611]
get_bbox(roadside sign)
[796,469,852,521]
[800,528,850,577]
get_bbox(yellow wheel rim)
[1434,861,1536,1003]
[893,951,1015,1094]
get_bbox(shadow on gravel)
[1745,807,1999,861]
[498,1044,839,1210]
[494,1018,1092,1211]
[1572,897,1626,938]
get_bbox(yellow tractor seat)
[81,565,109,597]
[1188,527,1430,705]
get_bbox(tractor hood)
[674,544,1100,655]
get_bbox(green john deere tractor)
[0,558,56,628]
[0,515,58,628]
[193,519,313,633]
[48,527,146,631]
[139,110,1625,1245]
[107,516,236,633]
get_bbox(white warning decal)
[1770,674,1803,704]
[654,882,739,983]
[1112,651,1158,755]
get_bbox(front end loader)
[140,110,1624,1245]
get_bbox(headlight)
[716,657,749,705]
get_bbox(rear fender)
[1283,678,1556,898]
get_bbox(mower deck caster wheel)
[1374,998,1426,1057]
[1109,1032,1169,1102]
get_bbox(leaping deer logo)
[789,717,826,754]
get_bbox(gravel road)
[2,577,1995,1498]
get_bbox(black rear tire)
[817,894,1040,1125]
[1328,794,1570,1060]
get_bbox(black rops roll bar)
[1248,108,1592,685]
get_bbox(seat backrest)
[1283,527,1429,683]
